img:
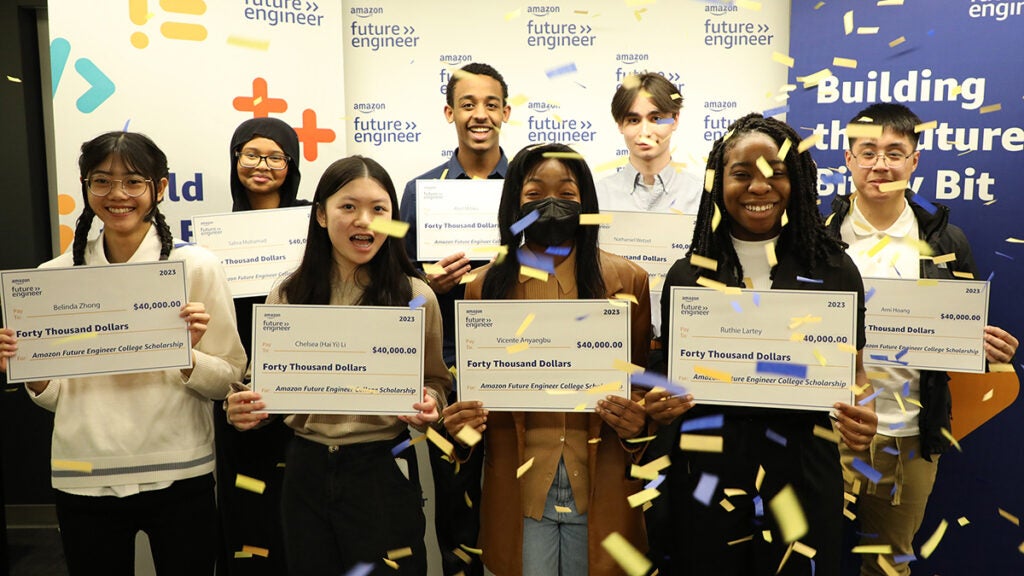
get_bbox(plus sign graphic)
[294,109,336,162]
[232,78,287,117]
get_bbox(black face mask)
[520,197,582,247]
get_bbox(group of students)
[0,62,1018,576]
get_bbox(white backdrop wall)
[49,0,790,251]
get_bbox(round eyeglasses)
[850,150,912,169]
[236,151,290,170]
[84,176,153,197]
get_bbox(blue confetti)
[753,293,761,306]
[888,422,906,430]
[869,354,890,362]
[796,275,824,284]
[907,449,916,460]
[544,245,571,256]
[693,472,719,506]
[631,370,688,396]
[343,563,375,576]
[765,428,788,447]
[893,554,916,564]
[731,301,743,313]
[811,558,816,576]
[753,495,764,517]
[913,194,938,215]
[851,457,883,484]
[645,474,666,490]
[895,347,909,360]
[987,271,995,283]
[995,251,1014,260]
[408,295,427,309]
[575,314,589,321]
[681,414,724,432]
[545,62,578,78]
[858,388,882,406]
[756,361,808,379]
[902,380,910,396]
[882,446,900,456]
[510,209,539,235]
[763,104,790,117]
[819,170,845,185]
[517,248,556,274]
[865,286,876,302]
[391,438,413,456]
[656,117,676,125]
[122,118,131,132]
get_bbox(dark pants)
[214,403,291,575]
[55,473,217,576]
[281,434,427,576]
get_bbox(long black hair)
[481,143,606,299]
[280,155,418,306]
[74,131,173,265]
[690,113,845,281]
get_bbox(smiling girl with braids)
[0,131,247,573]
[646,114,877,576]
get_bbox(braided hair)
[690,113,845,282]
[75,132,173,265]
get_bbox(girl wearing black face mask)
[440,143,654,576]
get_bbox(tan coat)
[464,249,652,576]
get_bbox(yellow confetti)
[843,10,854,34]
[958,516,970,526]
[857,27,880,34]
[459,544,483,555]
[982,389,994,402]
[704,169,716,193]
[914,120,938,133]
[756,465,766,492]
[242,545,269,557]
[613,359,645,374]
[845,124,884,139]
[542,151,586,160]
[426,426,455,456]
[728,534,754,546]
[837,343,858,354]
[383,557,399,569]
[843,506,857,521]
[388,547,413,560]
[755,156,773,178]
[519,265,548,281]
[931,253,957,265]
[778,138,792,161]
[453,547,472,564]
[504,8,521,20]
[772,52,795,67]
[626,435,656,445]
[594,156,630,172]
[878,555,900,576]
[464,491,473,508]
[812,349,827,367]
[770,485,808,543]
[793,541,817,558]
[423,263,445,276]
[579,213,613,225]
[712,203,722,231]
[867,235,892,257]
[554,505,573,513]
[515,313,535,337]
[951,271,974,279]
[507,93,529,107]
[227,36,270,50]
[694,365,732,383]
[6,75,22,83]
[235,473,265,494]
[889,36,906,48]
[52,459,93,473]
[814,1,825,9]
[790,332,805,342]
[905,396,923,407]
[516,456,535,478]
[690,254,718,271]
[696,276,741,294]
[679,434,723,452]
[601,532,651,576]
[852,545,893,554]
[788,314,822,330]
[813,424,841,443]
[253,96,263,106]
[893,390,906,414]
[765,241,778,268]
[614,292,639,305]
[455,425,482,447]
[631,455,671,480]
[833,57,858,68]
[459,273,478,284]
[720,498,736,512]
[979,103,1002,114]
[797,133,823,153]
[878,180,909,193]
[234,551,253,558]
[916,279,938,287]
[368,217,410,238]
[506,341,530,354]
[919,519,948,559]
[628,488,661,508]
[999,508,1021,526]
[588,437,602,444]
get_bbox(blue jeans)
[522,459,588,576]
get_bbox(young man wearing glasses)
[826,103,1017,576]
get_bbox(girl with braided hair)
[645,114,877,575]
[0,131,247,573]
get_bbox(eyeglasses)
[236,151,290,170]
[84,176,153,197]
[851,150,912,169]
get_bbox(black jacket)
[827,190,978,459]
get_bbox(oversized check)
[862,277,988,373]
[251,305,424,414]
[598,210,696,335]
[415,179,502,261]
[456,300,631,411]
[192,206,310,298]
[0,261,191,383]
[667,287,858,411]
